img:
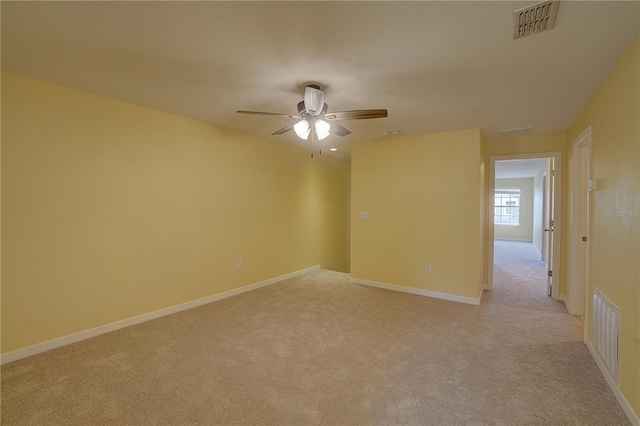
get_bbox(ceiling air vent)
[513,1,560,39]
[497,127,533,138]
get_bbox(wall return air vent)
[513,1,560,39]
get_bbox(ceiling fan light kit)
[315,119,331,140]
[293,120,311,140]
[293,118,331,141]
[237,84,388,154]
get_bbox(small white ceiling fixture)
[381,130,402,139]
[497,127,534,138]
[514,1,560,39]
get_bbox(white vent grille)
[497,127,533,138]
[592,288,619,384]
[513,1,560,39]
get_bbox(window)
[494,189,520,225]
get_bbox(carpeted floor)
[1,241,629,425]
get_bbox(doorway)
[487,152,562,301]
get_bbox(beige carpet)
[1,241,629,425]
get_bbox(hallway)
[493,239,551,301]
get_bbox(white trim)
[494,238,533,242]
[573,125,592,147]
[350,277,483,305]
[569,126,591,323]
[533,243,542,259]
[586,340,640,425]
[0,265,320,365]
[559,294,571,313]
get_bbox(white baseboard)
[494,238,533,242]
[349,277,482,305]
[559,295,571,313]
[0,265,320,365]
[533,244,543,260]
[586,339,640,425]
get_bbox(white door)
[545,159,555,297]
[542,174,549,264]
[568,128,591,316]
[575,145,588,315]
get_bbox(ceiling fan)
[237,84,388,142]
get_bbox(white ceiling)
[495,158,547,179]
[2,1,639,158]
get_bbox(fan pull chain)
[308,124,323,158]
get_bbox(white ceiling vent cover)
[513,1,560,39]
[497,127,534,137]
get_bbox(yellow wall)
[350,129,484,299]
[1,71,350,353]
[310,155,351,273]
[567,36,639,415]
[486,132,567,157]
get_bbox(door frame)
[545,158,555,297]
[487,151,563,301]
[542,171,549,264]
[568,126,591,320]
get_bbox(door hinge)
[551,170,555,177]
[548,270,553,277]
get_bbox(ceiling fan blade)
[329,122,351,137]
[272,124,295,136]
[325,109,388,121]
[237,110,300,119]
